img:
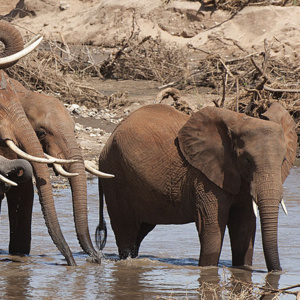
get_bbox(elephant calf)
[98,103,297,272]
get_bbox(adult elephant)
[9,78,113,263]
[0,20,77,265]
[98,103,297,272]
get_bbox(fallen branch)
[264,85,300,93]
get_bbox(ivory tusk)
[0,174,18,186]
[280,199,288,216]
[6,140,56,164]
[44,153,77,164]
[53,163,79,178]
[84,161,114,178]
[24,34,43,48]
[252,200,258,218]
[0,35,43,66]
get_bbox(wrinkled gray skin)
[98,103,297,272]
[9,78,100,263]
[0,20,76,264]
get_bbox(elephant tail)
[95,179,107,250]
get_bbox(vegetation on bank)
[6,32,299,149]
[2,1,299,297]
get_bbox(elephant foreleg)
[7,180,34,255]
[198,221,227,266]
[227,204,256,267]
[196,190,229,267]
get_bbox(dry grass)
[6,37,108,108]
[6,32,299,137]
[156,267,300,299]
[100,36,189,84]
[199,0,300,14]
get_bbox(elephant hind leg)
[113,222,156,259]
[135,223,156,252]
[110,215,141,259]
[115,223,155,259]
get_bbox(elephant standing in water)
[98,103,297,272]
[9,78,113,262]
[0,20,78,264]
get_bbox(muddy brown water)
[0,166,298,299]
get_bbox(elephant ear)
[261,102,297,183]
[178,106,241,195]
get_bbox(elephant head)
[0,20,77,265]
[0,155,33,198]
[178,104,297,271]
[9,79,113,263]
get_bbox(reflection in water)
[0,167,298,299]
[0,262,31,299]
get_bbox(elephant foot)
[86,253,102,264]
[199,252,221,267]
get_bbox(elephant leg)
[109,210,141,259]
[113,222,155,259]
[115,226,139,259]
[227,205,256,267]
[7,180,34,255]
[195,196,229,267]
[135,223,156,251]
[198,221,227,267]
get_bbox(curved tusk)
[53,163,79,178]
[6,140,56,164]
[252,199,258,218]
[280,199,288,216]
[0,35,43,66]
[84,161,114,178]
[24,34,43,48]
[0,174,18,187]
[44,153,77,164]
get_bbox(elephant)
[0,20,78,265]
[97,103,297,272]
[8,78,113,263]
[0,155,33,198]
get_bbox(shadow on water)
[0,166,298,299]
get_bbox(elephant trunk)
[33,165,76,265]
[14,114,76,265]
[61,135,100,263]
[257,173,282,272]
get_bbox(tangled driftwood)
[6,34,299,143]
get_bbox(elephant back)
[99,104,190,182]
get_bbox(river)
[0,166,299,299]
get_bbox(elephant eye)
[36,129,46,140]
[242,156,254,169]
[244,157,251,165]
